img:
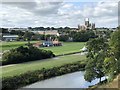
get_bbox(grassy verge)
[1,54,86,78]
[1,41,85,55]
[2,61,86,90]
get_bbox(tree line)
[59,30,97,42]
[84,28,120,83]
[2,27,113,43]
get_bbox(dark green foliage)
[103,29,120,81]
[23,31,34,41]
[2,62,85,90]
[58,30,97,42]
[2,46,55,65]
[71,30,96,42]
[10,30,25,36]
[58,35,69,42]
[110,29,120,63]
[84,29,120,83]
[84,37,109,83]
[1,28,9,34]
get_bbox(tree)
[84,37,109,82]
[51,27,55,30]
[58,35,69,41]
[2,46,55,65]
[69,30,96,42]
[28,27,32,30]
[110,29,120,63]
[2,28,9,33]
[46,27,50,30]
[64,27,70,30]
[103,29,120,81]
[23,31,33,46]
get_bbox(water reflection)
[24,71,105,88]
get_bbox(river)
[23,71,105,88]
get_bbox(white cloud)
[93,2,118,17]
[1,0,119,28]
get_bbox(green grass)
[1,54,86,78]
[0,41,39,51]
[1,41,85,55]
[40,42,85,55]
[1,41,86,78]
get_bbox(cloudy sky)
[0,0,119,28]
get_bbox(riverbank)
[1,54,86,78]
[88,74,120,90]
[24,71,105,88]
[2,61,86,90]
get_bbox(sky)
[0,0,119,28]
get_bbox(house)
[37,30,60,36]
[42,41,53,47]
[3,35,19,41]
[41,40,62,47]
[33,39,62,47]
[8,28,28,32]
[52,40,62,46]
[33,42,42,48]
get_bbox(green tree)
[2,28,9,33]
[104,29,120,81]
[2,46,55,65]
[110,29,120,64]
[84,37,109,82]
[23,31,33,46]
[58,35,69,41]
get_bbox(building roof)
[38,30,59,36]
[3,35,19,38]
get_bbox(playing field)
[0,41,38,51]
[40,42,85,55]
[1,54,86,78]
[1,41,86,78]
[1,41,85,55]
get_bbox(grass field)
[40,42,85,55]
[0,41,85,55]
[0,41,38,51]
[1,54,86,78]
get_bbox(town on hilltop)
[1,18,116,42]
[1,0,120,89]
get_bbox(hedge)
[2,62,86,90]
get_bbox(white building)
[8,28,28,32]
[3,35,19,41]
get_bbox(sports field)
[0,41,85,55]
[40,42,85,55]
[1,41,86,78]
[0,41,38,51]
[1,54,86,78]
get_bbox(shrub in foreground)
[2,46,55,65]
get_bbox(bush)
[58,35,69,41]
[2,62,86,90]
[2,46,55,65]
[58,30,97,42]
